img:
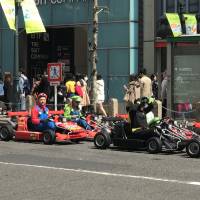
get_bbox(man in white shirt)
[139,68,152,98]
[18,69,29,110]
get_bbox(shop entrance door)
[27,26,88,80]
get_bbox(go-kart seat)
[128,104,140,129]
[27,117,35,131]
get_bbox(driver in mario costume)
[31,93,55,131]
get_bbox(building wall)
[143,0,155,75]
[0,0,139,101]
[74,26,88,75]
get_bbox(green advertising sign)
[183,14,197,35]
[166,13,182,37]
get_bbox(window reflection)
[189,0,199,13]
[166,0,175,12]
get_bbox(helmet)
[71,95,81,102]
[140,96,149,105]
[37,93,47,100]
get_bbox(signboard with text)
[47,63,62,83]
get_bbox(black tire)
[43,129,56,145]
[0,125,13,141]
[94,132,111,149]
[186,139,200,158]
[146,137,162,154]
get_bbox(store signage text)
[35,0,87,6]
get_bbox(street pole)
[178,0,186,34]
[91,0,98,113]
[13,0,21,110]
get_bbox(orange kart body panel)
[86,130,97,140]
[15,131,44,141]
[194,122,200,128]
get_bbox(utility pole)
[178,0,186,34]
[91,0,98,113]
[13,0,22,111]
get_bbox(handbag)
[123,91,130,102]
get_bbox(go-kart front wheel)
[0,125,13,141]
[186,139,200,158]
[94,132,111,149]
[43,130,56,145]
[146,137,162,154]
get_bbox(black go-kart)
[94,117,200,157]
[94,120,163,154]
[94,98,200,157]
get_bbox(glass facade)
[173,45,200,120]
[158,0,200,15]
[156,1,200,120]
[166,0,175,12]
[0,0,139,101]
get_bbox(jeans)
[73,118,92,130]
[34,121,55,132]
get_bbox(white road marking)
[0,161,200,186]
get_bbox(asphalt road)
[0,140,200,200]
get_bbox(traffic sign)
[47,63,63,82]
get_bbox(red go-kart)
[0,111,87,144]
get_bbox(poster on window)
[166,13,182,37]
[183,14,197,35]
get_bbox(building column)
[143,0,155,75]
[167,42,172,117]
[129,0,138,74]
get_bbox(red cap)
[37,93,47,100]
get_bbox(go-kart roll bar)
[89,119,113,130]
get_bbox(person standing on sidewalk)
[161,71,168,117]
[123,74,141,109]
[0,76,4,102]
[150,74,158,99]
[3,73,12,110]
[18,69,29,110]
[96,74,107,116]
[139,68,152,98]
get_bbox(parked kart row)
[94,117,200,158]
[1,111,200,158]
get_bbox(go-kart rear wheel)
[43,130,56,145]
[94,132,111,149]
[0,125,13,141]
[186,139,200,158]
[146,137,162,154]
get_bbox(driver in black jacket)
[128,98,149,130]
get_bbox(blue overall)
[35,105,55,131]
[71,109,92,130]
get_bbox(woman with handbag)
[123,74,141,110]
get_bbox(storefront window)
[173,54,200,120]
[189,0,199,13]
[166,0,175,12]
